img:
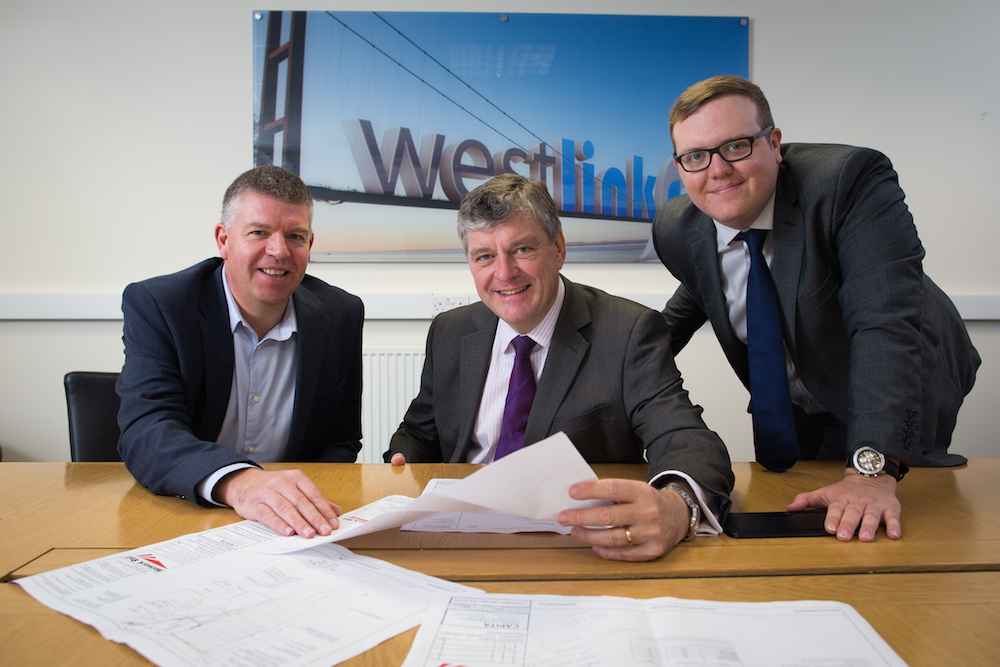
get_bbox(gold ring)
[624,526,633,547]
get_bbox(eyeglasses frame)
[673,125,775,173]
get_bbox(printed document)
[265,431,603,554]
[15,521,478,667]
[402,593,908,667]
[401,478,573,534]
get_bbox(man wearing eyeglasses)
[653,75,979,544]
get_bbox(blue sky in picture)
[254,11,747,211]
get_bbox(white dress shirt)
[714,193,826,415]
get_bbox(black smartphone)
[723,511,831,538]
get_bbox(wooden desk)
[2,460,998,581]
[2,460,998,666]
[3,572,998,666]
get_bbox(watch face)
[854,448,885,474]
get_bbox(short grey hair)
[220,165,314,229]
[457,173,561,255]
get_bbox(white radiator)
[359,346,425,463]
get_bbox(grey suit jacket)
[386,278,734,509]
[653,143,980,467]
[117,258,364,504]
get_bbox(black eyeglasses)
[674,125,774,173]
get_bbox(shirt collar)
[221,261,298,342]
[714,191,778,251]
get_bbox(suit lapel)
[452,306,497,463]
[198,266,236,440]
[287,286,328,456]
[770,165,804,353]
[525,278,590,444]
[690,215,742,355]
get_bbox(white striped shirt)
[467,279,566,463]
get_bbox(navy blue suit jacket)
[117,258,363,504]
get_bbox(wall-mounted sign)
[253,11,748,261]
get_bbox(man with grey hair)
[118,165,364,539]
[386,173,733,562]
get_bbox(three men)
[654,75,979,542]
[386,173,734,561]
[118,166,364,539]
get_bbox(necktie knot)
[736,228,767,256]
[512,335,536,358]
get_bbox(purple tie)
[494,336,537,460]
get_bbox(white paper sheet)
[15,522,479,667]
[265,431,605,554]
[401,478,573,534]
[402,593,909,667]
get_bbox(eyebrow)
[677,131,759,155]
[245,220,311,235]
[469,233,544,258]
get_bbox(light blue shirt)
[196,264,299,504]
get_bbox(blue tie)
[737,229,800,472]
[494,336,538,460]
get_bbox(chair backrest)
[64,371,122,462]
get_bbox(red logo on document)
[136,554,167,568]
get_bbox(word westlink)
[344,118,683,220]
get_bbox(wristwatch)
[849,447,905,481]
[664,483,700,541]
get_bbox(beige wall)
[1,0,997,463]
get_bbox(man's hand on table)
[214,468,342,538]
[389,453,406,466]
[557,478,691,562]
[786,469,901,542]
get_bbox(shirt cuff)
[648,470,724,536]
[197,463,258,506]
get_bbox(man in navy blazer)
[653,76,979,543]
[117,166,364,539]
[386,174,733,562]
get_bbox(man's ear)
[770,127,783,165]
[215,223,230,258]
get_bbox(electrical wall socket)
[431,293,470,315]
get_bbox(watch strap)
[664,483,699,541]
[847,450,906,482]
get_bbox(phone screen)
[723,511,831,538]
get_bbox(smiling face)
[215,191,313,337]
[672,94,783,230]
[466,213,566,334]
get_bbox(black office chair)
[64,371,122,462]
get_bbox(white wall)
[1,0,997,463]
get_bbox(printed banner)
[253,11,748,261]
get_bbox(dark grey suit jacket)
[117,258,364,504]
[386,278,734,509]
[653,143,980,467]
